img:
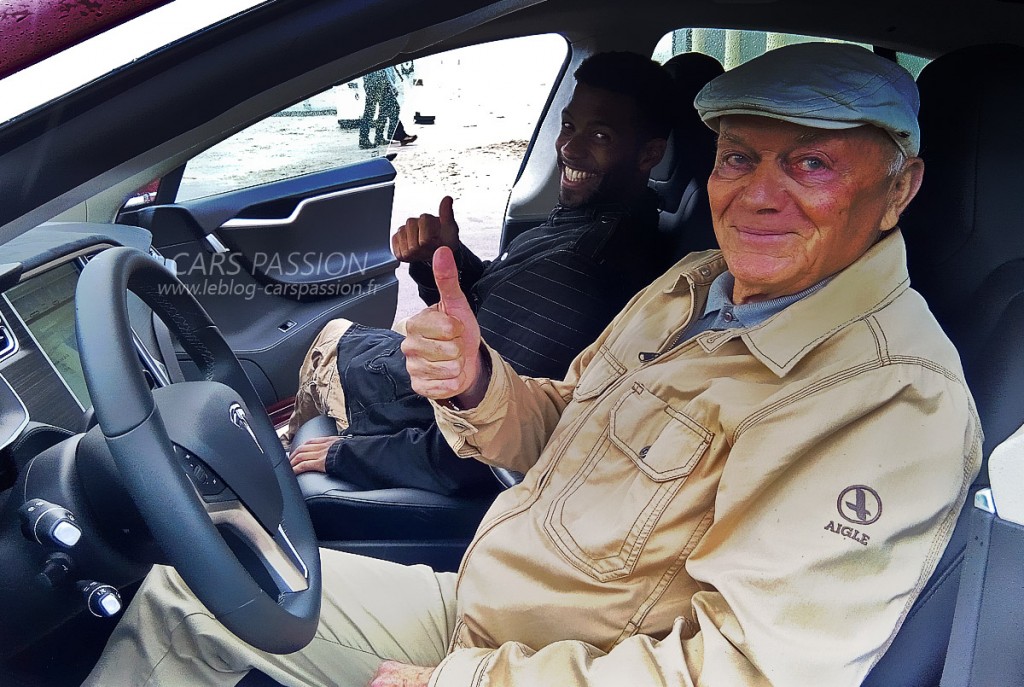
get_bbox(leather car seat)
[290,415,496,573]
[647,51,723,259]
[863,43,1024,686]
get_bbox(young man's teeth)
[564,167,594,182]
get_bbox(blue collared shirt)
[675,271,831,345]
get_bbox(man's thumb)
[432,246,471,317]
[438,195,457,228]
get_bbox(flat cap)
[695,43,920,157]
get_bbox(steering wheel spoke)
[203,499,310,594]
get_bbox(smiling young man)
[86,44,981,687]
[283,52,677,497]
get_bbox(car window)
[177,34,567,205]
[653,28,930,77]
[386,35,568,322]
[174,34,568,323]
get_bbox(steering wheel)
[75,247,321,654]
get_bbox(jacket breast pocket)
[572,346,626,402]
[545,384,713,582]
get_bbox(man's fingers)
[432,246,471,315]
[438,195,456,228]
[393,223,413,261]
[392,220,414,261]
[289,437,337,466]
[405,356,464,381]
[368,660,434,687]
[409,375,468,401]
[416,214,439,249]
[292,458,326,475]
[401,328,463,359]
[391,231,403,260]
[402,308,464,343]
[294,436,339,448]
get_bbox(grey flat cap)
[695,43,920,157]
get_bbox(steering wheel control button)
[19,499,83,549]
[78,581,123,618]
[175,447,226,497]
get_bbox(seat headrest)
[905,44,1024,462]
[649,52,724,211]
[905,44,1024,318]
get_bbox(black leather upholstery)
[864,44,1024,686]
[290,413,340,450]
[298,472,493,542]
[291,415,494,573]
[648,51,723,259]
[904,43,1024,467]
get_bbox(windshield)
[0,0,268,126]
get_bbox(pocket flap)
[573,346,626,401]
[610,384,712,482]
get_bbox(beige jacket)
[428,231,982,687]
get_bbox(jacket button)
[698,266,711,277]
[639,446,651,458]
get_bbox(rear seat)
[648,51,723,258]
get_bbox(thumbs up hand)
[401,246,490,407]
[392,196,460,263]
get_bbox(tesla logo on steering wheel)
[229,402,264,453]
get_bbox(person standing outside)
[358,66,417,148]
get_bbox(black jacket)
[409,191,670,378]
[326,192,674,495]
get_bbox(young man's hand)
[289,436,341,475]
[402,246,490,408]
[367,660,434,687]
[392,196,460,263]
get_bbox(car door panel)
[119,159,398,407]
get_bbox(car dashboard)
[0,222,162,500]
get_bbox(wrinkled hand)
[392,196,460,263]
[367,660,435,687]
[289,436,341,475]
[401,247,489,407]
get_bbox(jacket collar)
[674,230,911,378]
[548,188,660,225]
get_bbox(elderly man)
[86,43,980,687]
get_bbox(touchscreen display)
[5,263,91,408]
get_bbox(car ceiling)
[0,0,1021,243]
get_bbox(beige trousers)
[282,319,356,446]
[83,548,457,686]
[282,316,413,448]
